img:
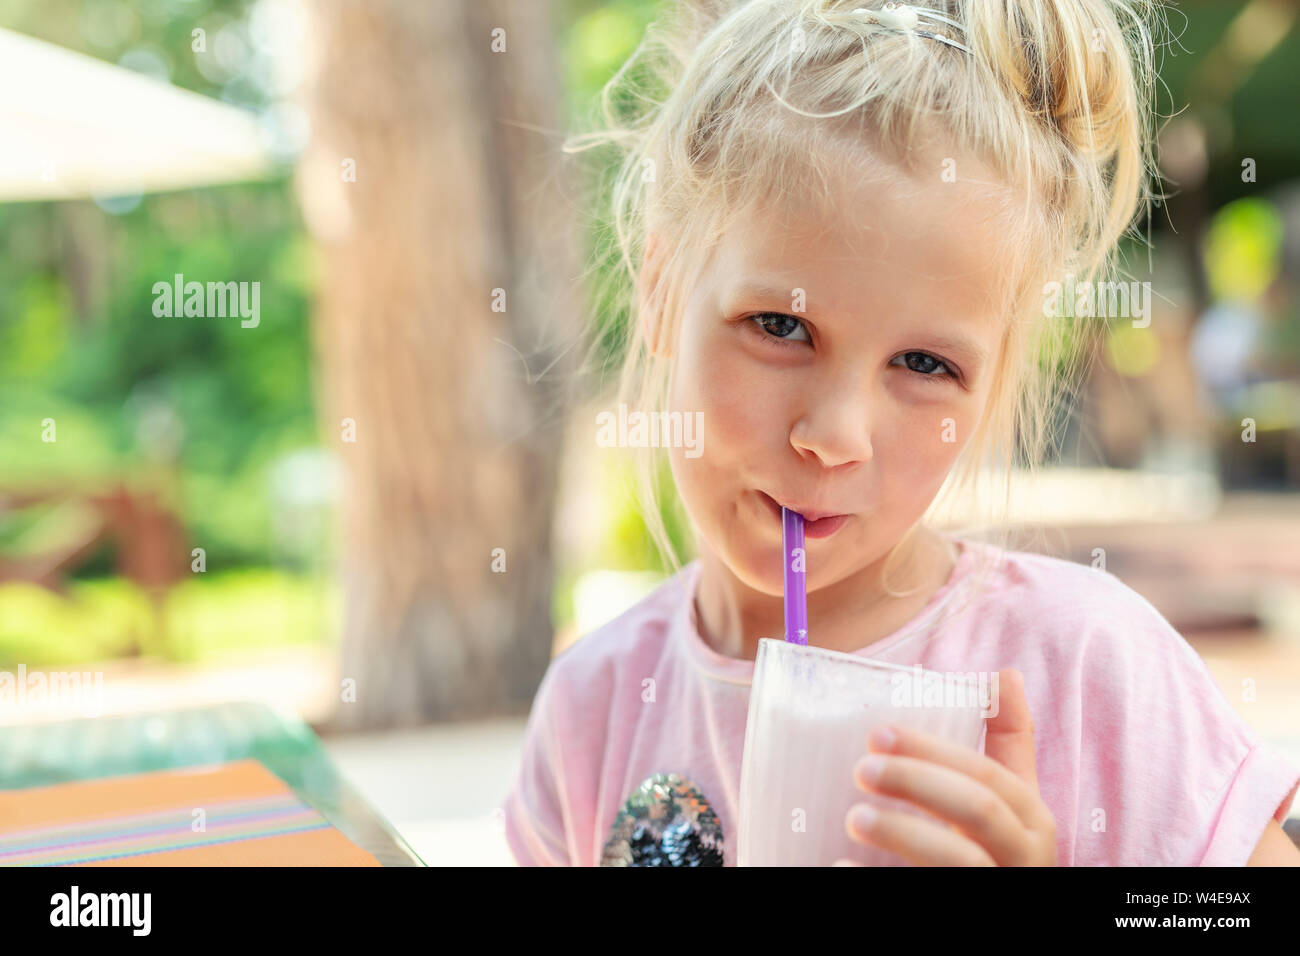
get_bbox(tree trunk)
[298,0,581,729]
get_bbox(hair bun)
[968,0,1156,160]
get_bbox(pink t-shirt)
[503,534,1300,866]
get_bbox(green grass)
[0,569,337,667]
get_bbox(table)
[0,701,424,866]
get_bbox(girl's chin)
[722,540,824,596]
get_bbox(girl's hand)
[838,668,1058,866]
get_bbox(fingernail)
[860,754,887,783]
[869,726,896,749]
[851,804,877,831]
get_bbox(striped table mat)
[0,759,379,866]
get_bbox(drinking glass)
[738,638,989,866]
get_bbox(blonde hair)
[564,0,1166,607]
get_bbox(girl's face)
[663,159,1015,597]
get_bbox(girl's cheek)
[704,371,766,448]
[676,328,770,450]
[883,403,973,487]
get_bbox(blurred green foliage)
[1204,198,1283,303]
[0,183,318,568]
[0,0,324,664]
[0,570,333,666]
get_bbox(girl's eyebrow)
[725,279,800,304]
[916,333,988,370]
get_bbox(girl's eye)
[891,351,957,381]
[749,312,811,345]
[746,314,957,382]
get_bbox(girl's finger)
[866,722,1048,831]
[853,753,1027,864]
[845,801,996,866]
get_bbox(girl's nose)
[789,391,874,470]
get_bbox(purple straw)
[782,507,807,644]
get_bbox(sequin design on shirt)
[599,772,725,866]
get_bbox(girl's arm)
[1247,820,1300,866]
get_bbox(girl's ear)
[637,232,672,358]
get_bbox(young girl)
[504,0,1300,866]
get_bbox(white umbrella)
[0,27,273,201]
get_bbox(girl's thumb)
[983,668,1040,787]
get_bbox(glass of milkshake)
[737,637,990,866]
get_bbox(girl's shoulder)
[959,535,1176,621]
[538,564,693,697]
[961,535,1150,605]
[949,535,1203,666]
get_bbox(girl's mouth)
[756,491,851,539]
